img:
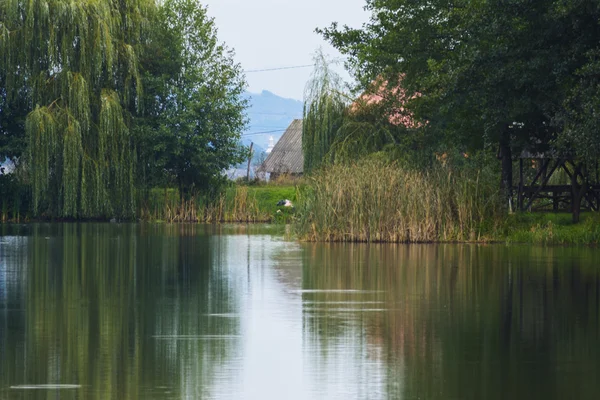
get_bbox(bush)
[0,174,30,222]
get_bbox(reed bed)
[296,159,504,243]
[140,185,290,223]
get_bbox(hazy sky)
[201,0,369,100]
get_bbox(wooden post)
[572,162,586,223]
[499,129,513,209]
[518,158,524,211]
[246,142,254,182]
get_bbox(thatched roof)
[259,119,304,175]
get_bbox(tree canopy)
[302,51,418,173]
[1,0,152,218]
[0,0,247,218]
[302,52,347,173]
[135,0,247,196]
[319,0,600,163]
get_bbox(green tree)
[302,51,347,173]
[1,0,152,218]
[136,0,247,196]
[320,0,600,214]
[0,76,27,164]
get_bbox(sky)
[201,0,369,101]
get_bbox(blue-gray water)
[1,223,599,399]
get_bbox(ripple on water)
[11,384,81,390]
[152,335,241,340]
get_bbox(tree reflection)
[0,223,240,400]
[301,243,600,400]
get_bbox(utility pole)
[246,142,254,182]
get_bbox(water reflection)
[1,224,244,400]
[1,225,599,399]
[301,243,600,400]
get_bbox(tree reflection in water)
[0,223,241,400]
[301,243,600,400]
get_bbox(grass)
[295,158,504,243]
[294,158,600,245]
[6,159,600,246]
[140,184,298,223]
[500,212,600,245]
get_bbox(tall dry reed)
[140,186,272,223]
[296,159,503,242]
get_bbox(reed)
[296,158,504,243]
[139,185,295,223]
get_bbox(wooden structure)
[258,119,304,179]
[514,152,600,215]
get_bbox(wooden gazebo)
[513,151,600,219]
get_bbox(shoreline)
[2,215,599,246]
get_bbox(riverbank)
[1,182,298,224]
[4,169,600,245]
[295,159,503,243]
[294,159,600,245]
[501,212,600,245]
[140,184,297,223]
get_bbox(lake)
[1,223,599,399]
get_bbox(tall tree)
[1,0,152,218]
[320,0,600,176]
[135,0,247,196]
[302,51,347,173]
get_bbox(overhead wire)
[241,129,287,136]
[245,64,314,73]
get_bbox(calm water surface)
[1,223,599,399]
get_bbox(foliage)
[302,51,348,173]
[1,0,249,220]
[556,50,600,163]
[1,0,152,218]
[0,74,27,161]
[303,52,429,171]
[319,0,600,162]
[135,0,248,196]
[0,172,30,221]
[331,89,431,168]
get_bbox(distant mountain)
[241,90,303,150]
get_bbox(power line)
[242,129,286,136]
[247,125,290,129]
[245,64,314,73]
[248,112,302,116]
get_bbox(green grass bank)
[140,184,297,223]
[4,159,600,245]
[500,212,600,245]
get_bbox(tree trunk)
[572,163,587,223]
[247,142,254,182]
[499,129,513,209]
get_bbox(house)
[351,76,419,128]
[259,119,303,179]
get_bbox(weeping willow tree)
[303,52,417,172]
[0,0,152,218]
[302,51,348,173]
[327,77,420,165]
